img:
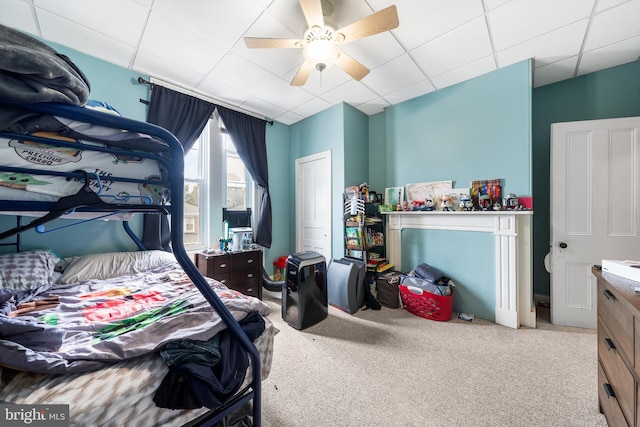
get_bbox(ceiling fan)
[244,0,399,86]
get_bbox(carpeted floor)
[259,290,607,427]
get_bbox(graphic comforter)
[0,262,270,374]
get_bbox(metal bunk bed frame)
[0,98,262,427]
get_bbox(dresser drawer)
[599,321,635,423]
[599,361,631,427]
[598,280,634,363]
[231,250,260,270]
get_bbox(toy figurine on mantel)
[439,193,454,211]
[424,196,436,211]
[459,193,473,211]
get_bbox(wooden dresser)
[195,249,263,300]
[594,265,640,426]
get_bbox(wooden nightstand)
[195,249,263,300]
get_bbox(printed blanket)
[0,262,270,374]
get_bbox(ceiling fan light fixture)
[303,39,339,70]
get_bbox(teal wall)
[368,113,386,194]
[532,60,640,297]
[264,121,291,269]
[289,104,345,258]
[343,104,369,188]
[381,60,533,321]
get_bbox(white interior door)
[551,116,640,328]
[295,150,332,261]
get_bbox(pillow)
[0,250,61,291]
[58,250,177,284]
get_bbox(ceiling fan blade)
[335,52,370,81]
[336,5,399,44]
[299,0,324,29]
[291,60,315,86]
[244,38,303,49]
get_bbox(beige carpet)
[259,290,607,427]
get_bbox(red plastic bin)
[399,284,453,321]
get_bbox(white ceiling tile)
[273,110,305,125]
[152,0,266,49]
[578,35,640,75]
[431,55,497,89]
[293,65,352,96]
[197,78,252,108]
[34,0,149,46]
[355,97,390,116]
[497,19,589,68]
[291,97,333,118]
[340,32,405,70]
[490,0,595,51]
[596,0,632,13]
[321,80,378,106]
[533,55,579,87]
[253,77,316,111]
[0,0,38,35]
[411,16,493,77]
[207,52,281,97]
[584,0,640,51]
[134,50,205,89]
[383,80,436,105]
[369,0,485,51]
[240,96,288,120]
[36,9,135,68]
[3,1,636,122]
[139,11,227,75]
[363,54,425,95]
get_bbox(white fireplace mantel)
[381,211,534,329]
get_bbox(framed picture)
[384,187,404,206]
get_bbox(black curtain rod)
[136,76,273,125]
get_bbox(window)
[182,118,254,250]
[183,126,208,247]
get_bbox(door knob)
[559,242,568,249]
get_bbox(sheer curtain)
[143,84,216,251]
[216,106,272,248]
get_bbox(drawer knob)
[247,259,254,264]
[247,273,254,278]
[604,338,616,351]
[602,289,616,301]
[220,279,227,284]
[603,383,616,399]
[220,263,227,268]
[247,288,253,292]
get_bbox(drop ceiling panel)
[497,19,589,68]
[0,0,37,35]
[363,54,426,95]
[36,9,135,68]
[33,0,148,46]
[584,0,640,52]
[152,0,267,49]
[579,35,640,75]
[140,12,227,75]
[490,0,595,51]
[412,16,493,78]
[0,0,637,124]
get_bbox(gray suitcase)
[327,257,365,314]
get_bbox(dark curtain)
[216,106,272,248]
[143,84,216,251]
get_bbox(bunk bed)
[0,98,274,426]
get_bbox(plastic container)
[399,284,453,321]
